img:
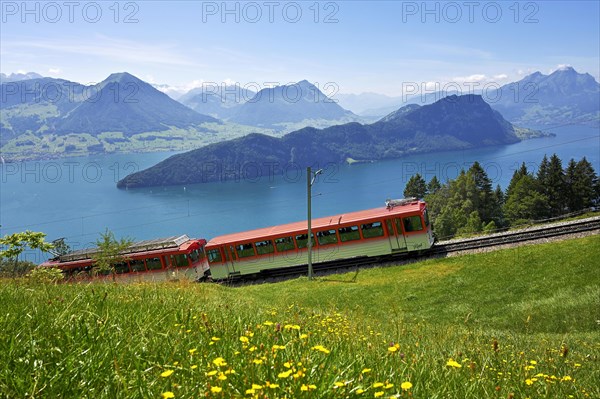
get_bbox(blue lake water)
[1,125,598,262]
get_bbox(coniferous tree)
[504,174,549,225]
[404,173,428,199]
[572,157,599,210]
[427,175,442,195]
[537,154,566,217]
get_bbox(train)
[38,199,434,282]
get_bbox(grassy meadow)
[1,235,598,398]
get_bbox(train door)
[223,245,237,275]
[386,218,407,251]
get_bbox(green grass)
[1,236,598,398]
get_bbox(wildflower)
[401,381,413,390]
[263,321,274,326]
[162,392,175,399]
[301,384,316,391]
[384,383,394,389]
[278,370,293,378]
[272,344,286,350]
[218,373,227,381]
[189,348,197,355]
[211,386,222,393]
[245,389,255,395]
[374,391,384,398]
[160,370,174,378]
[334,382,345,388]
[561,376,572,382]
[312,345,330,354]
[361,368,372,374]
[446,359,462,368]
[268,383,279,389]
[373,382,384,388]
[213,357,227,367]
[356,388,365,394]
[252,359,263,365]
[207,370,218,376]
[191,365,198,370]
[211,337,221,341]
[283,362,292,368]
[252,384,263,390]
[300,333,308,339]
[529,360,537,365]
[525,379,534,386]
[240,336,249,343]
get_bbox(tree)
[467,161,495,222]
[427,176,442,195]
[0,231,54,277]
[537,154,566,217]
[504,175,549,225]
[404,173,428,199]
[92,229,134,280]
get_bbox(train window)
[114,262,130,274]
[317,229,338,245]
[146,257,163,270]
[171,254,189,268]
[130,259,146,272]
[236,243,256,258]
[385,220,395,236]
[190,249,200,263]
[275,236,296,252]
[295,233,315,249]
[255,240,275,255]
[207,249,222,263]
[361,221,384,238]
[403,216,423,232]
[339,225,360,242]
[423,209,430,227]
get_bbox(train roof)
[207,200,426,246]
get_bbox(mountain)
[227,80,359,129]
[0,72,44,83]
[117,94,521,188]
[179,85,256,119]
[490,67,600,126]
[335,92,404,115]
[55,72,218,135]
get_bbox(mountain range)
[116,94,527,188]
[1,67,598,161]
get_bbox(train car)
[205,199,434,280]
[38,235,210,282]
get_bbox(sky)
[1,0,599,96]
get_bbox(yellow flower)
[218,373,227,381]
[388,346,398,353]
[356,388,365,394]
[525,379,534,386]
[301,384,317,391]
[561,376,572,382]
[283,362,292,368]
[401,381,413,390]
[162,392,175,399]
[384,383,394,389]
[252,359,263,365]
[213,357,227,367]
[252,384,263,390]
[374,391,384,398]
[278,370,293,378]
[240,336,249,343]
[373,382,384,388]
[334,381,345,388]
[312,345,330,354]
[191,365,198,370]
[189,348,197,354]
[207,370,218,376]
[160,370,174,378]
[446,359,462,368]
[211,386,222,393]
[529,360,537,365]
[245,389,255,395]
[268,383,279,389]
[361,368,372,374]
[211,337,221,341]
[263,321,274,326]
[300,334,308,339]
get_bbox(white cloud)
[48,68,61,75]
[452,74,487,83]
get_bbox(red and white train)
[39,199,434,282]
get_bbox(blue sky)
[1,1,599,96]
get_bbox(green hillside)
[1,236,598,398]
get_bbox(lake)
[1,125,598,263]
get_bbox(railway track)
[220,216,600,285]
